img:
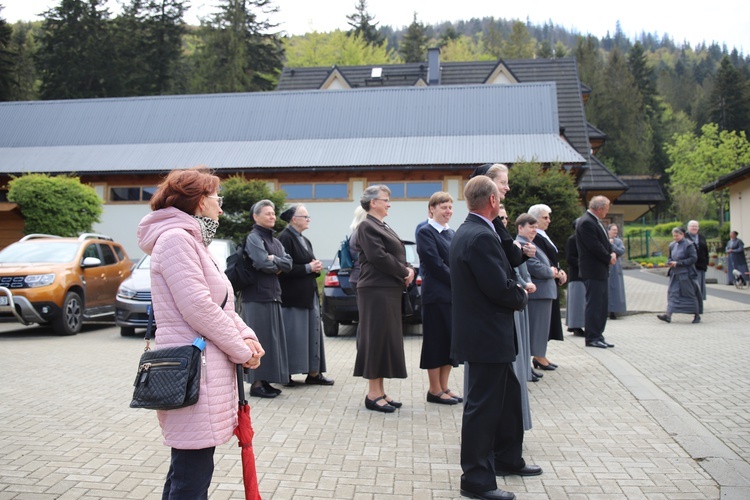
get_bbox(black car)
[321,241,421,337]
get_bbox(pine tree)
[189,0,283,93]
[709,56,750,135]
[398,13,427,63]
[36,0,119,99]
[9,22,40,100]
[0,7,16,100]
[346,0,383,46]
[502,20,535,59]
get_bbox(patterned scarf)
[192,215,219,246]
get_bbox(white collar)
[428,218,450,233]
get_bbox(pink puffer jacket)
[138,207,256,449]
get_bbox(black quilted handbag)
[129,296,222,410]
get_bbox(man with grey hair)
[575,196,616,349]
[451,176,540,500]
[685,220,709,302]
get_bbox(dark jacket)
[277,226,320,309]
[241,225,293,303]
[357,214,410,289]
[416,222,453,304]
[493,217,528,267]
[576,211,613,281]
[686,232,709,271]
[565,234,581,281]
[450,214,527,364]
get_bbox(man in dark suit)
[576,196,616,349]
[451,176,541,500]
[686,220,709,303]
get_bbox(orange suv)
[0,233,132,335]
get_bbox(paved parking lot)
[1,269,748,499]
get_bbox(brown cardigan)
[356,214,410,288]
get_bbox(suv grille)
[0,276,27,288]
[133,291,152,301]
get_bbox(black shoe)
[692,315,701,324]
[261,380,281,394]
[585,340,608,349]
[250,384,277,398]
[305,373,335,386]
[601,339,615,348]
[530,373,540,383]
[569,328,585,337]
[445,389,463,403]
[460,487,515,499]
[657,314,671,323]
[495,464,543,477]
[530,369,543,378]
[364,396,395,413]
[383,395,403,408]
[609,312,617,320]
[427,391,459,405]
[532,359,556,371]
[284,377,302,387]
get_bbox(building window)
[280,183,348,200]
[380,181,443,199]
[109,186,157,203]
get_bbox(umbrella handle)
[236,364,247,405]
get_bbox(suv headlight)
[25,274,56,287]
[117,285,137,299]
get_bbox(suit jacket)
[493,217,528,267]
[416,223,453,304]
[277,226,320,309]
[565,234,580,281]
[357,214,410,289]
[517,235,556,300]
[576,211,612,280]
[450,214,528,364]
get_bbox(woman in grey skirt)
[657,227,701,324]
[241,200,294,398]
[607,224,627,319]
[277,204,334,387]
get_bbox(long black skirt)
[353,286,407,379]
[420,302,457,369]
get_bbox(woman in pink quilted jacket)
[137,167,264,499]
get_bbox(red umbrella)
[235,365,261,500]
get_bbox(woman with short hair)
[658,227,701,324]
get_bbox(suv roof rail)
[20,234,62,241]
[78,233,114,242]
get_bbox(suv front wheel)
[322,315,339,337]
[53,291,83,335]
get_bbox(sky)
[3,0,749,54]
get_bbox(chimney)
[428,47,441,85]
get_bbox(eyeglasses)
[498,216,508,221]
[206,195,223,208]
[375,198,390,203]
[540,215,550,220]
[293,215,311,221]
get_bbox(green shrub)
[653,221,684,236]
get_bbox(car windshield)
[0,241,80,263]
[137,256,151,269]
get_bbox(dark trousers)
[583,278,609,342]
[162,447,215,500]
[460,362,525,492]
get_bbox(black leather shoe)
[657,314,671,323]
[364,396,395,413]
[284,377,302,387]
[495,464,543,477]
[427,391,459,405]
[530,369,543,378]
[692,315,701,324]
[585,340,608,349]
[460,487,515,499]
[569,328,585,337]
[305,373,334,386]
[250,385,277,398]
[445,389,463,402]
[609,312,617,320]
[532,359,556,371]
[383,395,403,408]
[261,380,281,394]
[601,339,615,348]
[530,373,539,383]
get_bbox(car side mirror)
[82,257,102,268]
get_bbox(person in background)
[241,200,294,398]
[504,206,534,430]
[685,220,708,300]
[416,192,461,405]
[450,176,540,500]
[527,204,566,369]
[725,231,749,285]
[348,206,367,289]
[576,196,616,349]
[607,224,627,320]
[565,219,585,337]
[136,167,264,499]
[277,204,334,387]
[658,227,701,324]
[354,185,414,413]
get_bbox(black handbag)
[130,293,226,410]
[402,286,414,316]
